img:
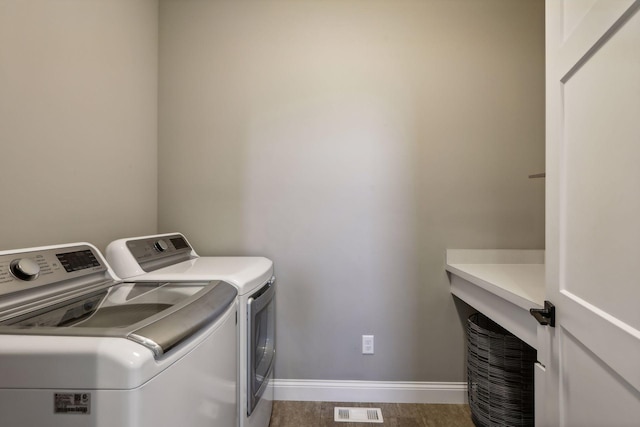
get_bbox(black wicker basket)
[467,313,536,427]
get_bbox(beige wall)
[0,0,158,251]
[159,0,546,382]
[0,0,545,384]
[0,0,545,391]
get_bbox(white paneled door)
[540,1,640,426]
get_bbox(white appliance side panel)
[0,389,135,427]
[0,305,237,427]
[105,238,148,279]
[137,303,238,427]
[0,336,156,389]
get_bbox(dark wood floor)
[269,401,475,427]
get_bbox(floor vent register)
[334,407,384,423]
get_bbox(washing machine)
[106,233,275,427]
[0,242,238,427]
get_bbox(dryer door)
[247,277,275,415]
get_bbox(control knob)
[154,239,169,252]
[10,258,40,281]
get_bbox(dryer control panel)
[125,234,194,273]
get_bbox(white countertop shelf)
[446,249,545,349]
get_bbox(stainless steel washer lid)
[0,280,237,359]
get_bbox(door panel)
[562,0,598,40]
[544,0,640,425]
[561,330,640,426]
[562,7,640,329]
[561,291,640,393]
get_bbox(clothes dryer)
[0,242,237,427]
[106,233,275,427]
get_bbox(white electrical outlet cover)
[362,335,374,354]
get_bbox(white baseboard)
[271,379,468,404]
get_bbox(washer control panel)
[0,245,107,298]
[10,258,41,281]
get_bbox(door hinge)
[530,300,555,327]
